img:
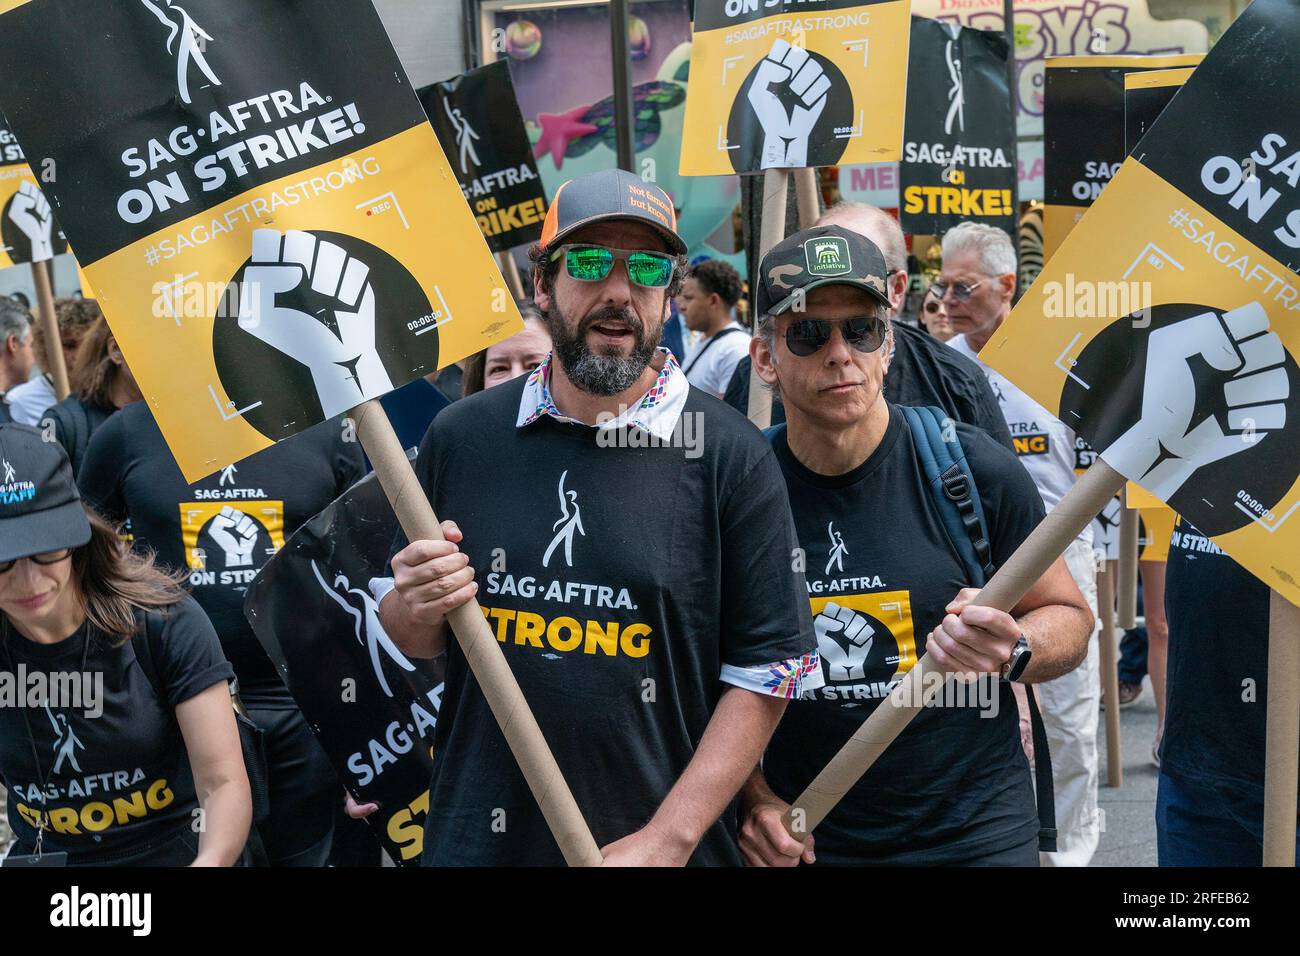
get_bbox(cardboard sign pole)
[496,251,525,300]
[746,167,789,429]
[794,168,820,230]
[31,260,69,400]
[1117,488,1139,629]
[1098,562,1123,787]
[784,460,1126,836]
[349,398,603,867]
[1263,590,1300,867]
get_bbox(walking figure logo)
[542,470,585,568]
[2,459,14,483]
[441,96,482,175]
[825,521,848,574]
[218,464,238,487]
[140,0,222,105]
[312,562,416,698]
[944,38,965,135]
[45,704,84,775]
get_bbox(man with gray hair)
[0,296,36,422]
[941,219,1102,867]
[724,201,1011,449]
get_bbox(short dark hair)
[687,259,742,308]
[528,240,686,300]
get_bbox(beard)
[544,302,661,396]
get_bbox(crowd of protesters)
[0,168,1291,867]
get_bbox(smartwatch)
[1000,634,1031,682]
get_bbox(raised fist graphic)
[208,505,258,568]
[747,39,831,169]
[1104,303,1289,500]
[814,601,875,682]
[9,181,54,262]
[238,229,394,419]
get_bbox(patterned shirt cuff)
[721,651,824,700]
[368,576,396,605]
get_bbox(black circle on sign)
[1,193,69,264]
[726,51,853,175]
[214,231,437,440]
[1060,303,1300,537]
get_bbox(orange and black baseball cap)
[539,169,686,255]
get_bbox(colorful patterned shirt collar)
[515,347,689,441]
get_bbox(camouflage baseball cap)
[755,225,892,317]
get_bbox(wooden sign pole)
[784,460,1127,836]
[496,250,526,301]
[1263,590,1299,867]
[31,260,69,400]
[350,399,603,866]
[794,167,820,230]
[746,167,790,429]
[1098,561,1123,787]
[1117,486,1139,629]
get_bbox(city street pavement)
[1093,676,1161,866]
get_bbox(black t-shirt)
[1162,518,1272,790]
[77,401,365,700]
[0,598,233,863]
[723,322,1014,448]
[764,404,1043,864]
[401,376,816,865]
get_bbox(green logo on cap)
[804,237,851,276]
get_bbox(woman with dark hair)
[42,314,143,474]
[917,287,954,343]
[0,423,250,866]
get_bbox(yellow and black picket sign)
[679,0,910,176]
[0,0,522,482]
[0,116,64,269]
[1041,53,1202,259]
[984,1,1300,605]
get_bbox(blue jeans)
[1157,770,1299,866]
[1118,627,1148,684]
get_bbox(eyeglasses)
[930,279,985,302]
[785,316,888,358]
[550,244,676,289]
[0,548,74,574]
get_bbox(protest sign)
[0,115,67,268]
[1042,53,1202,257]
[419,62,547,252]
[899,17,1016,236]
[246,464,444,866]
[985,0,1300,605]
[0,0,523,482]
[679,0,910,175]
[1124,67,1195,160]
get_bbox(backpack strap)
[900,406,995,585]
[130,610,169,708]
[900,405,1056,854]
[682,326,744,376]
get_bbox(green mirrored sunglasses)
[550,244,676,289]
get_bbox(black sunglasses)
[0,548,74,574]
[785,316,888,357]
